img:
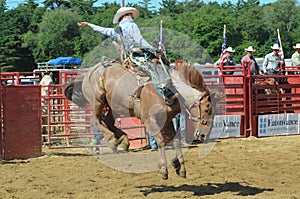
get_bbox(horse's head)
[258,78,280,94]
[187,92,214,143]
[40,72,54,96]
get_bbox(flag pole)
[121,0,125,7]
[218,24,226,68]
[277,28,284,59]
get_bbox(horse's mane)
[177,62,209,94]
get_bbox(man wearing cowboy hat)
[78,6,178,105]
[220,47,236,75]
[262,44,284,75]
[241,46,260,75]
[77,7,154,52]
[292,43,300,74]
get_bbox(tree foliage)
[1,0,300,71]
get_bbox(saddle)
[121,49,178,117]
[122,48,178,106]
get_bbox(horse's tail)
[64,74,88,107]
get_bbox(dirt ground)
[1,135,300,199]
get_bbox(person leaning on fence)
[262,44,284,75]
[77,6,178,105]
[241,46,260,75]
[291,43,300,74]
[262,44,286,85]
[220,47,236,75]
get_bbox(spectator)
[90,125,104,155]
[148,112,186,151]
[148,131,158,151]
[220,47,236,75]
[172,112,186,145]
[291,43,300,74]
[262,44,284,75]
[241,46,260,75]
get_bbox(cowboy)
[78,7,154,52]
[241,46,260,75]
[262,44,284,75]
[291,43,300,74]
[220,47,236,75]
[77,7,177,104]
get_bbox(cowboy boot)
[164,87,179,105]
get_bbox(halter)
[186,94,209,125]
[186,94,203,122]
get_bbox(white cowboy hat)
[245,46,256,52]
[225,47,235,53]
[293,43,300,49]
[113,7,139,24]
[271,43,280,50]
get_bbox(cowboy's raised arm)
[77,22,118,38]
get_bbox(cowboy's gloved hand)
[77,22,90,28]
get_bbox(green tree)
[0,0,6,12]
[33,9,81,62]
[43,0,71,10]
[262,0,299,57]
[69,0,97,17]
[0,2,39,71]
[138,0,156,12]
[159,0,185,17]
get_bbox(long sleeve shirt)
[241,55,260,75]
[221,56,236,66]
[89,18,154,51]
[292,51,300,66]
[262,52,282,73]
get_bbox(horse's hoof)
[118,135,130,151]
[95,147,100,155]
[180,170,186,178]
[172,158,180,169]
[158,166,168,180]
[159,172,168,180]
[107,137,118,153]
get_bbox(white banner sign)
[209,115,241,139]
[258,113,300,137]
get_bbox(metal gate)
[1,86,41,160]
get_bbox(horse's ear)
[41,72,45,77]
[49,72,53,77]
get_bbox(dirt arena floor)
[1,135,300,199]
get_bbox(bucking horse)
[64,58,214,180]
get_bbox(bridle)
[185,92,211,125]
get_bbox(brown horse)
[257,78,284,94]
[64,60,213,180]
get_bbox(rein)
[185,93,206,124]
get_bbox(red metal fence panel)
[2,86,42,160]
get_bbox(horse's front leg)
[102,109,130,151]
[94,102,119,152]
[172,135,186,178]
